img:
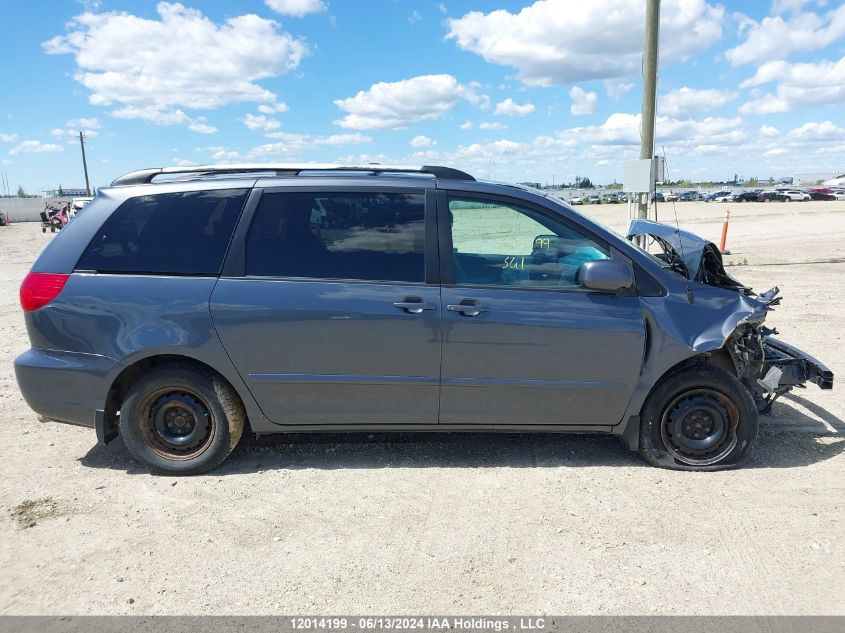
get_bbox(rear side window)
[245,192,425,283]
[77,189,248,275]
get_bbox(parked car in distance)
[652,192,665,203]
[14,163,834,474]
[831,189,845,201]
[665,192,679,202]
[601,193,621,204]
[569,195,584,205]
[781,189,811,202]
[586,195,601,204]
[734,191,762,202]
[759,190,787,202]
[808,191,835,201]
[680,191,701,202]
[68,196,94,221]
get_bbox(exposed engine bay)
[627,219,834,413]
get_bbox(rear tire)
[119,364,245,475]
[639,365,758,471]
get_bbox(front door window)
[448,198,608,288]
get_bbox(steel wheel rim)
[139,387,216,460]
[660,388,739,466]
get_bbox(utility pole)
[79,131,91,196]
[638,0,660,220]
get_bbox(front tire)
[639,365,758,471]
[119,364,245,475]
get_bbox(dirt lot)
[0,201,843,615]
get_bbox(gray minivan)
[14,164,833,474]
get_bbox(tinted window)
[449,198,609,288]
[77,189,247,275]
[245,192,425,282]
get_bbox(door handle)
[447,302,489,317]
[393,300,436,314]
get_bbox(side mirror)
[579,259,634,292]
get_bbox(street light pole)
[79,131,91,196]
[638,0,660,221]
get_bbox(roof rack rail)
[110,163,475,187]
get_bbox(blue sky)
[1,0,844,193]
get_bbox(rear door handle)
[447,302,489,317]
[393,300,436,314]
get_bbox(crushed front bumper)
[753,336,834,413]
[763,337,834,390]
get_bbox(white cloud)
[212,149,240,161]
[243,113,281,133]
[771,0,814,13]
[726,4,845,66]
[111,105,218,133]
[569,86,598,115]
[410,135,435,148]
[658,87,738,116]
[494,98,535,117]
[257,102,289,114]
[446,0,724,85]
[555,112,746,147]
[739,56,845,114]
[264,0,325,17]
[249,132,372,156]
[51,126,99,139]
[480,121,506,130]
[0,133,18,142]
[334,74,480,130]
[66,117,101,129]
[459,121,473,130]
[9,140,65,155]
[605,81,635,99]
[44,3,307,130]
[760,125,780,138]
[187,118,217,134]
[786,120,845,142]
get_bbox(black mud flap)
[95,409,119,445]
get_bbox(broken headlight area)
[722,291,834,414]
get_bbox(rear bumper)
[763,337,834,390]
[14,347,122,427]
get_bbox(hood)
[627,219,708,279]
[627,218,749,291]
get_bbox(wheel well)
[103,355,246,434]
[621,348,737,451]
[641,348,737,415]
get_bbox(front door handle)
[447,301,489,317]
[393,299,436,314]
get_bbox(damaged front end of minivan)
[628,219,834,414]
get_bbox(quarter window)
[448,197,609,288]
[76,189,248,275]
[245,192,426,283]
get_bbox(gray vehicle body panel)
[17,273,267,430]
[13,171,830,447]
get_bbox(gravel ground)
[0,201,842,615]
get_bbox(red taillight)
[20,273,70,312]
